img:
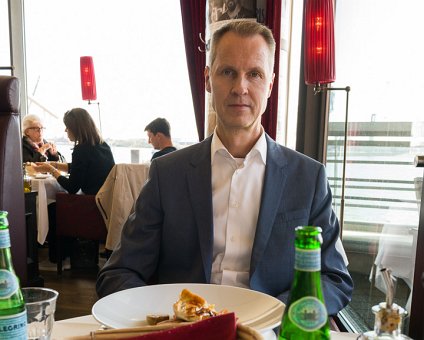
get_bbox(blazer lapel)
[250,135,288,276]
[187,137,214,283]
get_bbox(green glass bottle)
[279,226,330,340]
[0,211,27,339]
[23,164,32,193]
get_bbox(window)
[23,1,198,162]
[0,0,11,74]
[327,1,424,335]
[276,0,302,149]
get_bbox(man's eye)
[250,71,262,78]
[222,69,234,76]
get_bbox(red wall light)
[304,0,335,85]
[80,56,97,101]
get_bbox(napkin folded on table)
[126,312,237,340]
[69,312,263,340]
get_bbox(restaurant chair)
[96,163,150,251]
[0,75,27,284]
[55,192,107,274]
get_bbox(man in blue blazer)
[96,21,353,316]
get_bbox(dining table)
[30,174,67,244]
[51,315,359,339]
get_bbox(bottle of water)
[279,226,330,339]
[0,211,27,339]
[23,164,32,193]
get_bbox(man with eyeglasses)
[22,114,65,163]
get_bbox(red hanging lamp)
[304,0,335,86]
[79,56,102,132]
[80,56,97,102]
[304,0,351,233]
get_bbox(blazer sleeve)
[274,165,353,315]
[251,141,353,316]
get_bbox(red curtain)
[262,0,282,140]
[180,0,207,141]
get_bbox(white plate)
[35,173,51,179]
[92,283,284,334]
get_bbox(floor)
[37,244,106,321]
[343,271,411,334]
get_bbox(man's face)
[205,32,274,134]
[147,131,160,150]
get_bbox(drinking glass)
[22,287,59,340]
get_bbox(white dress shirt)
[210,130,267,288]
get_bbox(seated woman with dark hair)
[22,114,65,163]
[33,108,115,267]
[33,108,115,194]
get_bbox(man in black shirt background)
[144,118,176,161]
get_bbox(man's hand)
[37,142,52,155]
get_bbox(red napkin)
[126,312,237,340]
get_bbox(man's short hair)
[144,118,171,137]
[208,20,276,72]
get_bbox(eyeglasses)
[28,127,45,132]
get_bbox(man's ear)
[205,66,211,93]
[267,73,275,98]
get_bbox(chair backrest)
[0,76,27,284]
[95,163,150,250]
[56,192,107,241]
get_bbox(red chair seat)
[55,192,107,274]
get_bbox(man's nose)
[231,76,248,95]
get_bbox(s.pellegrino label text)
[0,311,27,340]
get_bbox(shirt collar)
[211,128,267,165]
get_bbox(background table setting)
[25,163,67,244]
[49,284,359,340]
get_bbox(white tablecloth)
[371,177,421,313]
[31,176,66,244]
[52,315,359,339]
[373,225,418,312]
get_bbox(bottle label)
[288,296,328,332]
[0,230,11,249]
[0,311,27,339]
[295,248,320,271]
[0,270,18,299]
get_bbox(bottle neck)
[0,228,11,247]
[0,247,13,269]
[0,228,13,268]
[294,247,321,272]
